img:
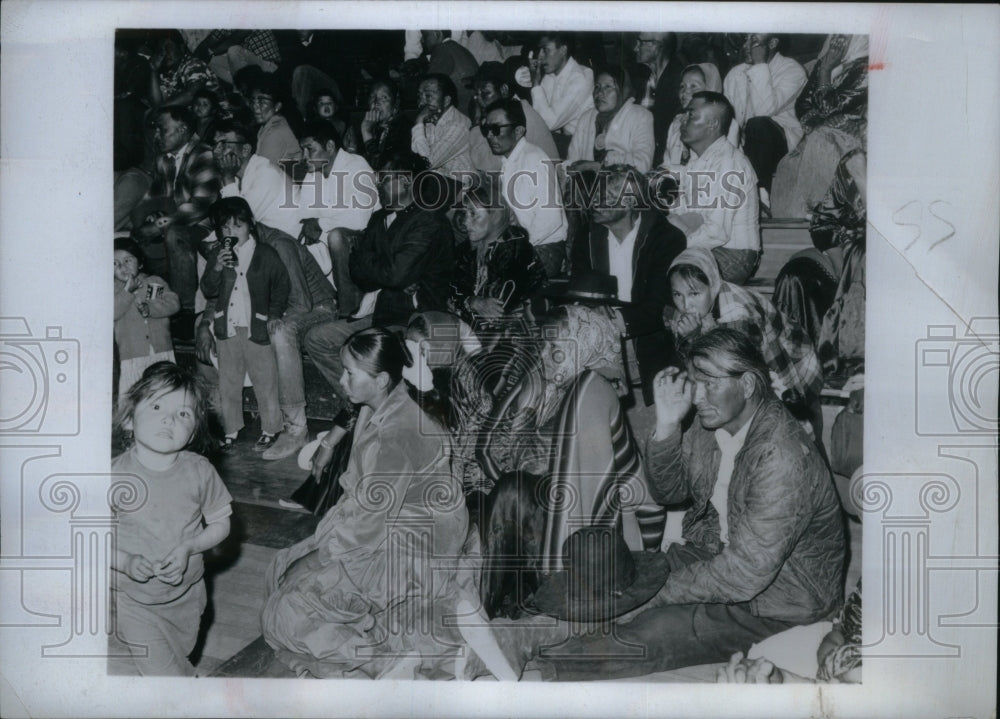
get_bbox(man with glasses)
[633,32,684,163]
[247,75,302,171]
[483,98,568,278]
[529,33,594,158]
[466,61,558,174]
[723,34,807,206]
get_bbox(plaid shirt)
[713,281,824,400]
[203,30,281,64]
[150,141,221,226]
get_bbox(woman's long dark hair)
[479,470,551,619]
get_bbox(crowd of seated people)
[111,28,867,680]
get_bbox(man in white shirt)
[295,121,381,317]
[723,34,807,198]
[467,62,558,174]
[484,98,568,277]
[411,74,476,190]
[529,33,594,157]
[213,120,301,238]
[668,91,760,284]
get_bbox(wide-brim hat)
[544,271,632,307]
[527,526,670,621]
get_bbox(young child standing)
[114,238,180,406]
[111,361,232,676]
[200,197,289,451]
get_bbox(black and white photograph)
[1,2,996,717]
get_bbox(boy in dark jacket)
[201,197,290,451]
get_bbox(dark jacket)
[449,225,548,323]
[573,209,686,404]
[644,397,846,624]
[636,58,685,165]
[201,240,290,344]
[361,113,414,172]
[349,203,455,327]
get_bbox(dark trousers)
[742,116,788,193]
[165,222,211,312]
[533,543,796,680]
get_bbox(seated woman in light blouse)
[564,64,655,173]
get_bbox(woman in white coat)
[565,64,655,173]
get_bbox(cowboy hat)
[544,271,632,307]
[528,525,669,621]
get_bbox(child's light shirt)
[226,238,256,337]
[111,448,232,604]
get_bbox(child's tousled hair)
[113,361,215,456]
[114,237,146,272]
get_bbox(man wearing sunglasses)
[483,98,568,278]
[466,61,558,175]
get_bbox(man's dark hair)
[379,150,429,175]
[422,73,458,105]
[600,164,650,212]
[483,98,526,130]
[686,326,771,402]
[153,105,196,134]
[210,196,258,240]
[539,32,576,56]
[212,119,256,152]
[247,73,287,108]
[299,121,342,151]
[691,90,736,137]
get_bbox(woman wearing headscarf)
[665,247,825,445]
[771,34,869,218]
[565,64,656,173]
